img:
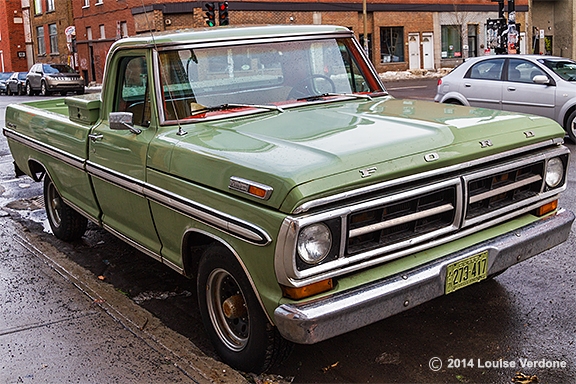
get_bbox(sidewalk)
[0,213,245,384]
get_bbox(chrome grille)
[465,162,544,222]
[347,184,459,256]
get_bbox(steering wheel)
[287,74,336,100]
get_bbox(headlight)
[297,223,332,264]
[545,157,564,188]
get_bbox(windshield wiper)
[189,103,284,116]
[296,93,373,102]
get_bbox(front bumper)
[274,208,574,344]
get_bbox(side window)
[466,59,505,80]
[114,56,150,126]
[508,59,545,83]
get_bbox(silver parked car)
[26,63,84,96]
[435,55,576,141]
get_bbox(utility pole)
[362,0,369,56]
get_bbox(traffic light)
[218,2,229,26]
[204,2,216,27]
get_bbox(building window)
[49,24,58,54]
[120,22,128,38]
[99,24,106,39]
[34,0,43,14]
[83,0,89,7]
[96,0,103,4]
[380,27,404,63]
[86,26,92,41]
[46,0,55,12]
[37,26,46,55]
[441,25,462,59]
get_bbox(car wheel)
[18,85,24,95]
[197,244,293,373]
[26,82,34,96]
[565,110,576,144]
[44,175,88,241]
[40,81,51,96]
[76,89,85,95]
[6,87,12,96]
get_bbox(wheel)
[40,81,51,96]
[445,99,463,105]
[287,74,336,100]
[6,87,12,96]
[26,82,34,96]
[43,176,88,241]
[197,245,293,373]
[565,110,576,143]
[18,85,25,96]
[76,88,85,95]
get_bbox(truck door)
[87,52,162,256]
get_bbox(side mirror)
[109,112,142,134]
[533,75,550,85]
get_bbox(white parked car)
[435,55,576,142]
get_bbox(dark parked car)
[0,72,14,95]
[435,54,576,142]
[5,72,28,96]
[26,63,84,96]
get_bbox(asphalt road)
[1,87,575,383]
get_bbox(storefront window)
[380,27,404,63]
[441,25,462,59]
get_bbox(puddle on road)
[3,196,53,234]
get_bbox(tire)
[26,82,34,96]
[76,88,85,95]
[197,245,293,373]
[6,87,12,96]
[40,81,51,96]
[18,85,25,96]
[565,110,576,143]
[43,176,88,241]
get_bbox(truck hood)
[165,97,564,212]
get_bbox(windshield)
[0,72,12,80]
[157,37,383,122]
[43,64,76,74]
[540,59,576,81]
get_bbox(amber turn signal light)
[535,199,558,216]
[281,279,333,300]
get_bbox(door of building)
[422,33,434,69]
[408,33,421,70]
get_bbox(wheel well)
[181,230,220,278]
[562,106,576,129]
[444,98,463,105]
[26,159,46,182]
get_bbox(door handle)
[464,83,471,88]
[507,86,516,91]
[88,133,103,142]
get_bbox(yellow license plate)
[445,251,489,294]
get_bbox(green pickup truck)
[3,25,574,373]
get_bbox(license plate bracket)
[445,250,489,294]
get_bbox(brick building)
[10,0,564,84]
[0,0,28,72]
[26,0,75,67]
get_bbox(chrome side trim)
[274,209,575,344]
[4,128,85,171]
[293,138,564,214]
[86,161,271,246]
